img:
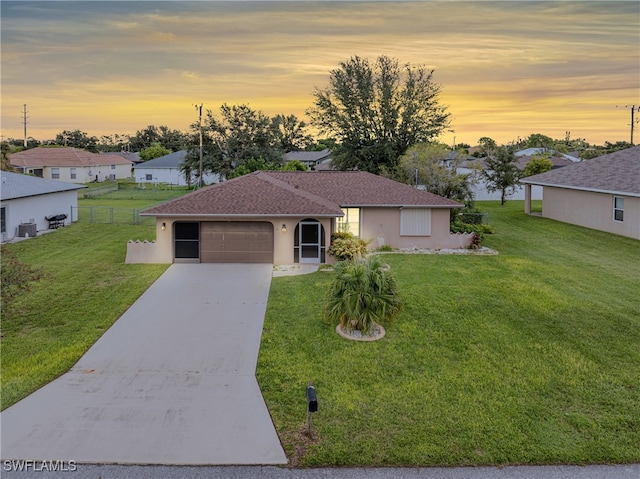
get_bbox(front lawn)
[257,201,640,466]
[1,225,168,410]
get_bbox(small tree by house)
[324,255,402,337]
[483,146,520,205]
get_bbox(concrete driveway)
[0,264,287,465]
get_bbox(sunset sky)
[1,1,639,147]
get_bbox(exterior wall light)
[281,224,287,233]
[161,222,166,231]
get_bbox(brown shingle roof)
[10,147,132,168]
[143,171,462,217]
[520,146,640,197]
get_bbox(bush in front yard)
[327,231,368,262]
[324,255,402,334]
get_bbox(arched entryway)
[294,219,326,263]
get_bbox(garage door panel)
[200,222,273,263]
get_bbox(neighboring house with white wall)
[458,154,574,201]
[1,171,85,243]
[133,150,219,186]
[10,147,132,183]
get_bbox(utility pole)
[22,104,28,148]
[618,105,638,145]
[629,105,637,145]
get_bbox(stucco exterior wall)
[361,207,471,250]
[25,164,132,183]
[127,208,472,264]
[127,216,333,264]
[1,190,78,241]
[133,168,219,186]
[542,187,640,239]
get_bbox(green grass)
[1,187,190,409]
[257,201,640,466]
[0,187,179,409]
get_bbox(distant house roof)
[460,154,574,171]
[284,149,331,168]
[520,146,640,197]
[515,147,580,163]
[516,155,574,170]
[100,151,140,163]
[284,149,331,162]
[134,150,187,169]
[142,170,462,217]
[10,147,133,168]
[1,171,86,201]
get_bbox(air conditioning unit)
[18,223,37,238]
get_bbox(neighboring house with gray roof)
[1,171,85,243]
[521,146,640,240]
[515,148,580,163]
[10,147,132,184]
[284,149,332,170]
[133,150,219,186]
[457,154,573,201]
[127,170,471,264]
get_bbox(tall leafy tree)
[307,55,450,173]
[97,133,130,152]
[1,142,15,171]
[394,143,474,207]
[483,146,520,205]
[139,142,171,162]
[271,114,314,151]
[184,104,284,180]
[54,130,98,152]
[129,125,187,152]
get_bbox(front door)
[299,221,321,263]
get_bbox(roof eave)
[520,180,640,198]
[140,212,343,218]
[340,203,463,208]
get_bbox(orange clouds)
[1,1,638,146]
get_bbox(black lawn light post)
[306,381,318,434]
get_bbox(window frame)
[400,208,432,236]
[51,167,60,179]
[613,196,624,222]
[337,207,361,237]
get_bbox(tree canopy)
[128,125,188,152]
[307,55,450,174]
[54,130,98,152]
[183,104,288,181]
[522,153,553,177]
[139,142,171,162]
[483,146,520,205]
[393,143,474,207]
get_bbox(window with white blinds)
[400,208,431,236]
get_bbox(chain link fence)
[72,206,156,226]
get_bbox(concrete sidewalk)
[0,264,287,465]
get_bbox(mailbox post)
[306,381,318,434]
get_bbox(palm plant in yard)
[324,255,402,336]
